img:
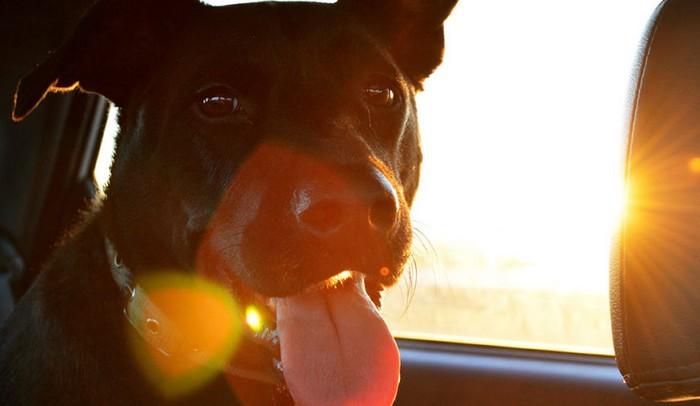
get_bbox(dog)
[0,0,457,404]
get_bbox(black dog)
[0,0,457,404]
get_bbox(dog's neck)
[104,238,186,359]
[103,238,284,386]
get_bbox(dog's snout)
[295,198,346,236]
[292,168,400,237]
[368,169,400,233]
[369,196,398,232]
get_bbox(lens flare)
[245,305,264,333]
[689,157,700,173]
[127,272,243,398]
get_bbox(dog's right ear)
[12,0,202,122]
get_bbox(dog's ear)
[339,0,458,89]
[12,0,202,122]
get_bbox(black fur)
[1,0,457,404]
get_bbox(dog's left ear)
[12,0,202,122]
[340,0,459,88]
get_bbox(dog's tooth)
[259,328,280,345]
[267,297,277,312]
[263,328,280,346]
[269,329,279,344]
[255,327,269,340]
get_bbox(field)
[381,247,614,355]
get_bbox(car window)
[379,0,660,355]
[95,0,661,356]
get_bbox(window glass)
[94,105,118,194]
[380,0,660,355]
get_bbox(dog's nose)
[367,169,400,233]
[295,198,346,236]
[369,196,398,232]
[293,169,400,237]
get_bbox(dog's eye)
[363,85,398,108]
[197,88,241,118]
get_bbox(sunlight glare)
[407,0,658,293]
[689,157,700,173]
[245,305,264,333]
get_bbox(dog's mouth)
[114,247,400,404]
[226,270,400,405]
[184,143,406,403]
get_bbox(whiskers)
[397,224,438,315]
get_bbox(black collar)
[105,239,133,296]
[104,238,283,385]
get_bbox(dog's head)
[13,0,456,403]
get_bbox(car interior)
[2,0,700,404]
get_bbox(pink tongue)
[275,278,400,406]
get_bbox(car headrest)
[612,0,700,401]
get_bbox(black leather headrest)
[612,0,700,401]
